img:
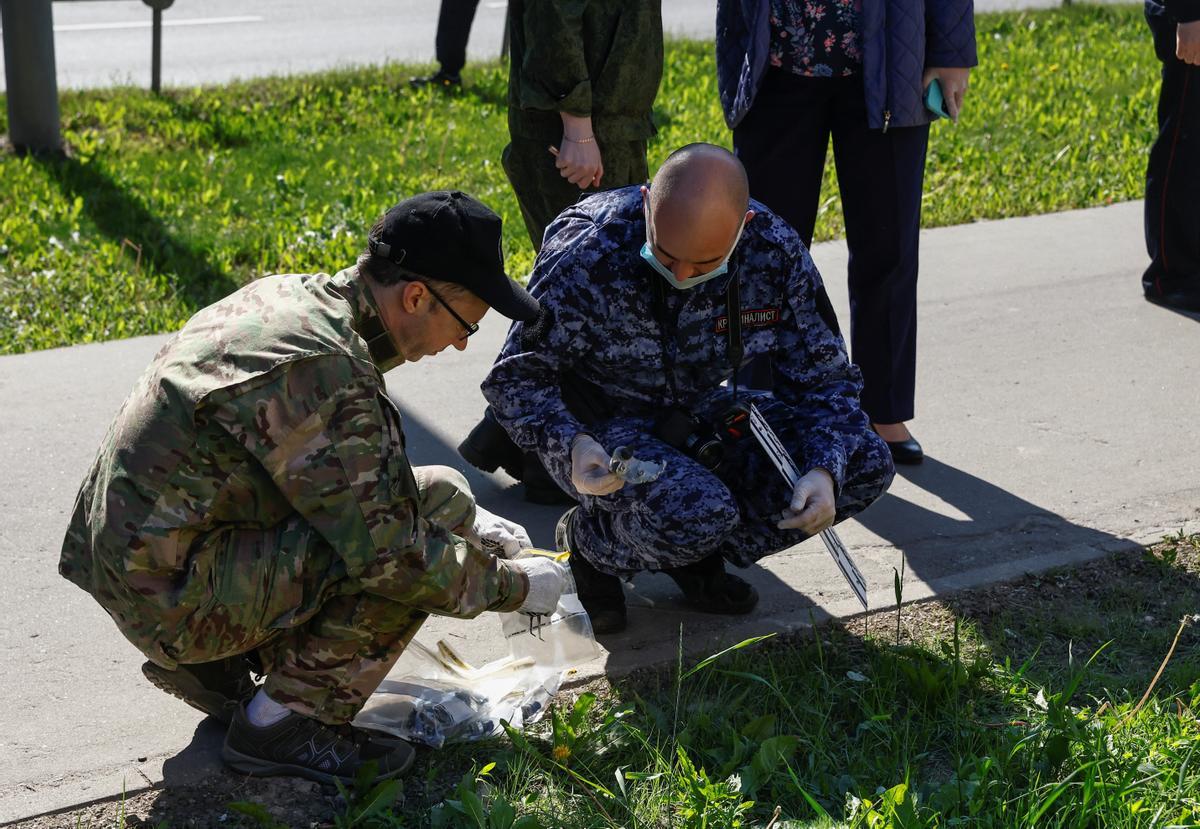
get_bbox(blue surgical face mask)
[641,206,746,290]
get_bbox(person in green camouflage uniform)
[59,192,567,785]
[503,0,663,249]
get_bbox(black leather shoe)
[557,508,626,634]
[661,554,758,615]
[1145,287,1200,313]
[885,436,924,465]
[458,408,525,480]
[408,70,462,91]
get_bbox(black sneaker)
[408,70,462,91]
[222,703,416,785]
[557,507,626,634]
[661,554,759,615]
[142,657,258,725]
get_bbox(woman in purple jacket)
[716,0,976,463]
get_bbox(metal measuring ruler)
[747,403,869,610]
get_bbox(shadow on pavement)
[857,456,1134,583]
[850,455,1200,700]
[158,719,227,789]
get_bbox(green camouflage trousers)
[158,465,478,724]
[502,137,649,250]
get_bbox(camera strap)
[726,271,743,404]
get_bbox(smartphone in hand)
[924,78,951,120]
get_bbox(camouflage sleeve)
[481,216,610,469]
[769,233,872,493]
[515,0,592,115]
[204,356,527,617]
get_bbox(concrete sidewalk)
[2,200,1198,824]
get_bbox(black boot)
[458,407,525,480]
[661,554,758,615]
[522,451,576,505]
[556,508,626,634]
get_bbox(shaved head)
[641,144,754,283]
[649,143,749,225]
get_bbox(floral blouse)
[768,0,864,78]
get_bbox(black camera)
[653,401,752,471]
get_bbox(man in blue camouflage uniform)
[482,144,893,633]
[59,192,568,784]
[457,0,664,506]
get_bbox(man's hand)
[1180,21,1200,66]
[468,505,533,558]
[512,557,568,614]
[553,113,604,189]
[922,66,971,122]
[570,434,624,496]
[778,468,836,535]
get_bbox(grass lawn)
[382,536,1200,829]
[0,3,1160,355]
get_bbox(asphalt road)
[0,0,715,92]
[1,0,1124,93]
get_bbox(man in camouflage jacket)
[59,192,567,784]
[482,145,893,634]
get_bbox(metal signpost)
[143,0,174,93]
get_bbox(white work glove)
[570,434,624,496]
[777,468,837,535]
[468,505,533,558]
[512,557,568,615]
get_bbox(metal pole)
[500,6,509,62]
[0,0,62,154]
[151,7,162,93]
[142,0,173,93]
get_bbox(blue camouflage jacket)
[481,186,874,491]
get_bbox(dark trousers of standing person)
[435,0,481,78]
[1144,12,1200,304]
[503,137,650,249]
[733,70,930,425]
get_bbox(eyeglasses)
[423,282,479,340]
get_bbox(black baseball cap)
[367,191,539,322]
